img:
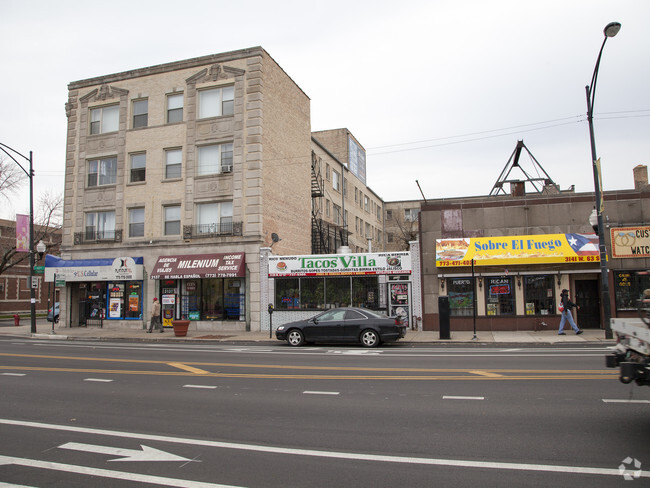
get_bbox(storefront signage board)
[610,226,650,258]
[44,256,144,281]
[436,234,600,267]
[268,252,411,277]
[150,253,245,279]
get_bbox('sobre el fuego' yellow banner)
[436,234,600,267]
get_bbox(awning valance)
[150,253,246,279]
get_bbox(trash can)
[13,314,20,326]
[438,296,450,340]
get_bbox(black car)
[275,307,407,347]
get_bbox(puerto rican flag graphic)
[566,233,599,256]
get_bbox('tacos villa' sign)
[268,252,411,277]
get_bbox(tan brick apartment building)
[55,47,391,332]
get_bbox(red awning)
[150,253,245,279]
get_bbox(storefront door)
[575,279,601,329]
[389,280,412,329]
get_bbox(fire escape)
[311,152,349,254]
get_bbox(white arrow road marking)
[59,442,193,462]
[2,418,649,479]
[443,396,485,401]
[0,455,243,488]
[303,391,340,395]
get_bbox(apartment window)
[90,105,119,134]
[87,157,117,187]
[365,222,371,237]
[167,93,183,123]
[355,188,359,203]
[386,209,393,220]
[130,153,146,183]
[197,143,234,176]
[355,217,359,232]
[164,206,181,235]
[377,205,381,220]
[364,196,369,212]
[325,199,330,217]
[333,204,341,225]
[165,149,182,179]
[326,164,330,181]
[85,211,115,240]
[196,202,233,234]
[198,86,234,118]
[405,208,420,222]
[332,171,340,192]
[387,233,394,243]
[132,99,148,128]
[128,208,144,237]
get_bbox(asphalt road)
[0,338,648,487]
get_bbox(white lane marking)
[183,385,218,389]
[83,378,113,382]
[1,373,26,376]
[2,418,644,479]
[0,455,242,488]
[443,396,485,401]
[59,442,193,462]
[602,399,650,404]
[303,391,340,395]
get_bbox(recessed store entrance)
[575,279,601,329]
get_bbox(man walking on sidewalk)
[558,289,582,335]
[148,297,163,333]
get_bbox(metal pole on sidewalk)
[472,259,478,340]
[51,273,56,335]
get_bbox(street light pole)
[0,143,37,333]
[585,21,621,339]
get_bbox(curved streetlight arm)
[0,142,32,178]
[586,36,609,115]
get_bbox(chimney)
[633,165,648,190]
[510,181,525,197]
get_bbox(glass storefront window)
[448,278,473,316]
[276,278,300,310]
[202,278,224,320]
[224,278,244,320]
[523,275,555,315]
[615,271,650,311]
[125,282,142,318]
[182,280,201,320]
[301,278,325,310]
[485,276,514,316]
[352,277,379,309]
[326,277,351,308]
[274,277,380,311]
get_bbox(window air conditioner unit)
[221,165,233,173]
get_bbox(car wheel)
[360,329,380,348]
[54,315,60,324]
[286,329,304,347]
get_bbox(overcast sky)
[1,0,649,221]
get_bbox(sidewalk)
[0,321,615,345]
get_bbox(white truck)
[606,318,650,386]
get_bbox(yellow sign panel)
[436,234,600,267]
[611,226,650,258]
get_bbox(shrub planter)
[171,320,190,337]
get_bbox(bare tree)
[0,192,63,277]
[390,212,419,251]
[0,155,26,202]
